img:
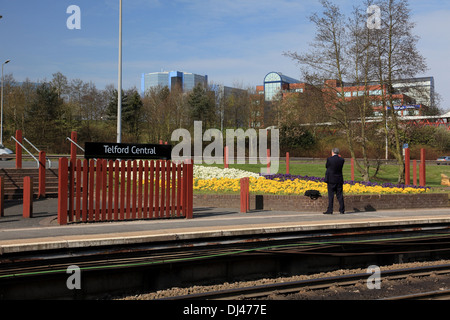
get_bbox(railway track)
[384,289,450,300]
[162,263,450,300]
[3,223,450,299]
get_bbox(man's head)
[332,148,340,155]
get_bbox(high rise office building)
[141,71,208,95]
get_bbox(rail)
[66,137,84,152]
[10,136,40,168]
[22,137,52,168]
[162,263,450,300]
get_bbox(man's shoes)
[323,211,332,214]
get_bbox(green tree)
[188,83,216,128]
[107,88,143,142]
[25,82,69,152]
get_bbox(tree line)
[1,72,264,154]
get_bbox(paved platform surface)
[1,197,450,254]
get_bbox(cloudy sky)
[1,0,449,110]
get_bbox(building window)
[264,82,281,101]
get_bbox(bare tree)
[285,0,428,183]
[284,0,371,180]
[372,0,427,183]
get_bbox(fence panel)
[57,158,193,225]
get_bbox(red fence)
[57,158,193,225]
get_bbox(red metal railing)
[240,177,249,213]
[57,158,193,225]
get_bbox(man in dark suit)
[324,148,345,214]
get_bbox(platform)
[0,197,450,255]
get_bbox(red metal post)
[15,130,22,169]
[420,148,426,186]
[267,149,270,175]
[38,151,46,198]
[240,177,249,213]
[23,176,33,218]
[405,148,410,185]
[286,152,290,175]
[57,158,68,225]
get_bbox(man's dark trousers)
[325,154,345,213]
[327,183,344,213]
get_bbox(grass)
[198,159,450,191]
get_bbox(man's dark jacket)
[325,155,345,184]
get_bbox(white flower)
[193,165,260,180]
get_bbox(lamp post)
[117,0,122,143]
[1,59,11,147]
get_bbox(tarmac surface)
[1,197,450,255]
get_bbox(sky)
[1,0,449,110]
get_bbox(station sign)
[84,142,172,160]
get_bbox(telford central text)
[103,145,157,155]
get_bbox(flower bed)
[193,166,430,195]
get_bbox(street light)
[117,0,122,143]
[1,59,11,147]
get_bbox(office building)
[141,71,208,95]
[257,72,435,118]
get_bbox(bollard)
[15,130,23,169]
[38,151,46,198]
[405,148,410,185]
[23,176,33,218]
[286,152,290,175]
[240,177,249,213]
[58,158,68,225]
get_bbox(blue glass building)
[141,71,208,95]
[263,71,300,101]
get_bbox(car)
[0,147,13,161]
[437,156,450,165]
